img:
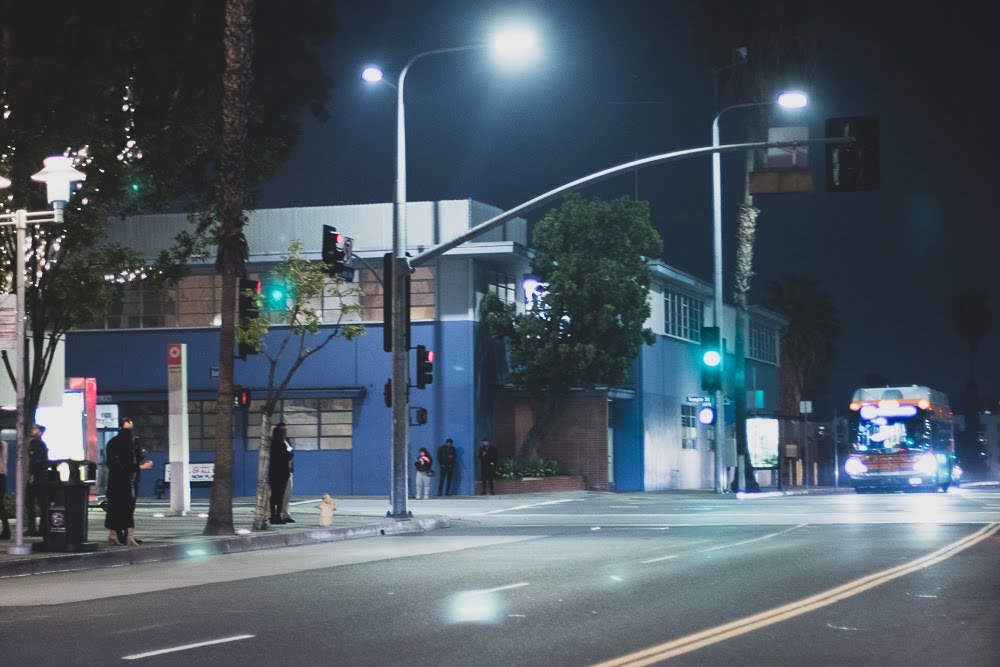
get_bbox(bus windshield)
[854,414,931,452]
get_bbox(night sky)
[259,0,1000,417]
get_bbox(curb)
[0,516,450,578]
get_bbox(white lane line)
[474,499,580,515]
[123,635,254,660]
[698,524,806,553]
[459,582,530,596]
[640,554,679,564]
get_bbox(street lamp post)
[1,156,86,555]
[711,91,806,494]
[363,28,538,518]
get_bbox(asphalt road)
[3,487,998,666]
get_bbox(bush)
[496,457,561,479]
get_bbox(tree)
[0,2,336,496]
[483,194,662,461]
[762,276,839,417]
[950,288,993,470]
[691,0,819,489]
[236,241,364,531]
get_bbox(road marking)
[592,522,1000,666]
[609,506,641,509]
[698,524,806,553]
[460,582,530,596]
[640,555,678,564]
[123,635,254,660]
[473,499,580,515]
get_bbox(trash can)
[38,460,99,553]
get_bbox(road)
[3,487,999,665]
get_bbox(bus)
[843,386,961,493]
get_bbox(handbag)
[427,469,435,477]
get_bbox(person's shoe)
[282,516,295,523]
[27,529,41,537]
[0,529,11,540]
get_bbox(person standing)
[437,438,457,496]
[414,447,433,500]
[127,422,149,543]
[26,424,48,536]
[0,437,10,539]
[104,418,151,546]
[280,439,295,523]
[268,423,293,525]
[479,436,498,495]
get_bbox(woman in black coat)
[268,423,293,524]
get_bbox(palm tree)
[691,0,819,489]
[204,0,253,536]
[950,288,993,470]
[762,276,839,418]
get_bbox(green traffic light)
[702,350,722,367]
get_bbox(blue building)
[62,199,783,498]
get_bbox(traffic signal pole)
[388,138,851,513]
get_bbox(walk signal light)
[412,407,428,426]
[383,379,392,407]
[700,326,722,392]
[322,224,346,276]
[416,345,434,389]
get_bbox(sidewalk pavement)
[0,496,449,578]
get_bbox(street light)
[363,27,538,518]
[710,91,807,494]
[0,155,86,555]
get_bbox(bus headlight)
[913,452,938,474]
[844,456,868,477]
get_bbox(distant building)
[61,200,784,497]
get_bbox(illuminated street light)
[0,156,86,555]
[710,90,808,493]
[363,27,539,518]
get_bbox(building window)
[488,270,516,305]
[359,265,437,322]
[664,289,704,342]
[681,404,698,450]
[187,400,218,452]
[115,401,168,452]
[247,397,354,451]
[748,319,778,365]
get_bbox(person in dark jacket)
[26,424,48,536]
[104,418,151,546]
[479,436,498,495]
[268,423,293,524]
[437,438,457,496]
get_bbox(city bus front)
[843,396,960,493]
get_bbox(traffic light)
[826,116,880,192]
[700,326,722,392]
[383,379,392,407]
[262,278,287,310]
[383,253,411,353]
[238,279,260,360]
[322,224,346,276]
[415,344,434,389]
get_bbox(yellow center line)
[592,522,1000,667]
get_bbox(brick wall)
[493,391,609,491]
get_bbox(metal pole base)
[7,544,32,556]
[386,510,412,519]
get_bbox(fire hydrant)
[317,493,337,526]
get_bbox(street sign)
[210,366,219,380]
[344,236,353,262]
[0,294,16,350]
[339,266,355,282]
[686,395,710,403]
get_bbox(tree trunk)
[252,412,272,530]
[516,395,563,463]
[204,0,253,535]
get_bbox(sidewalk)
[0,496,449,578]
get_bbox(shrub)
[496,457,561,478]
